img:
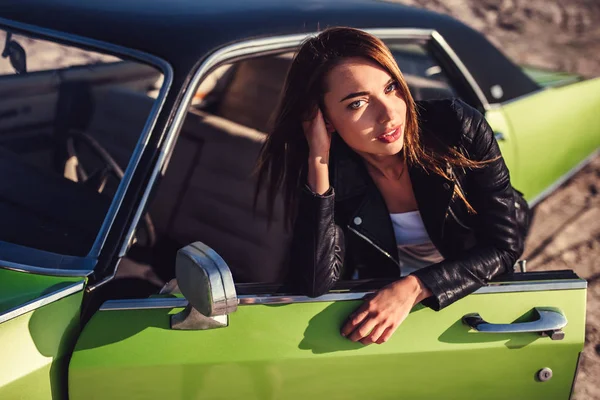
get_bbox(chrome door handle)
[462,307,567,340]
[494,131,506,141]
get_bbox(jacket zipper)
[347,225,400,268]
[447,206,471,230]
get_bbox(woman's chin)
[373,140,404,156]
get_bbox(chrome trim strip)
[100,297,188,311]
[0,260,94,277]
[238,280,587,304]
[0,241,97,276]
[430,31,490,110]
[477,279,587,294]
[528,148,600,207]
[85,258,122,292]
[238,292,368,305]
[0,17,173,264]
[99,279,586,310]
[116,28,434,256]
[0,280,85,324]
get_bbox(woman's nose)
[377,98,396,124]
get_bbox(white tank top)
[389,211,444,276]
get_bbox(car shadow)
[297,302,427,354]
[297,301,362,354]
[27,281,168,399]
[27,282,86,400]
[69,305,167,352]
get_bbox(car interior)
[0,57,160,257]
[0,34,457,302]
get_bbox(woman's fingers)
[341,279,417,344]
[303,108,331,156]
[375,325,396,344]
[360,322,387,345]
[348,316,379,342]
[302,108,324,131]
[340,305,369,337]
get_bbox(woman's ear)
[324,117,336,134]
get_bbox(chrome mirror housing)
[170,242,237,330]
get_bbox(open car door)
[69,242,585,400]
[0,268,85,399]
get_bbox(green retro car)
[1,0,598,399]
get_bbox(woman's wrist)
[404,275,432,305]
[308,149,329,164]
[307,153,330,195]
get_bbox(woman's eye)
[385,82,398,93]
[348,100,366,110]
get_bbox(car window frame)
[115,28,582,301]
[116,28,480,259]
[0,17,173,277]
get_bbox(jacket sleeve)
[289,185,345,297]
[411,101,526,310]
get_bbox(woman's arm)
[288,110,345,297]
[307,153,331,195]
[411,100,526,310]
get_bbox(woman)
[255,27,529,345]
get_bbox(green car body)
[1,0,598,399]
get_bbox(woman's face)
[322,57,407,158]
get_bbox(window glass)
[388,42,457,101]
[132,41,460,290]
[0,29,164,257]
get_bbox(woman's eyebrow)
[340,91,369,102]
[339,79,395,102]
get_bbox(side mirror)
[2,33,27,75]
[171,242,237,330]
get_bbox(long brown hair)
[255,27,489,226]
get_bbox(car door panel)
[0,269,85,400]
[500,77,600,202]
[0,268,82,313]
[484,107,520,189]
[69,280,585,400]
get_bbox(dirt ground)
[387,0,600,397]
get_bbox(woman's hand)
[303,108,332,195]
[340,275,432,345]
[302,107,332,158]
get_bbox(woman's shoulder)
[415,98,487,145]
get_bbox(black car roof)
[0,0,538,102]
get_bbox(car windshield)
[0,29,164,260]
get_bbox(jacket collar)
[330,133,455,257]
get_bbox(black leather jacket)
[290,98,528,310]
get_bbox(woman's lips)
[376,126,402,143]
